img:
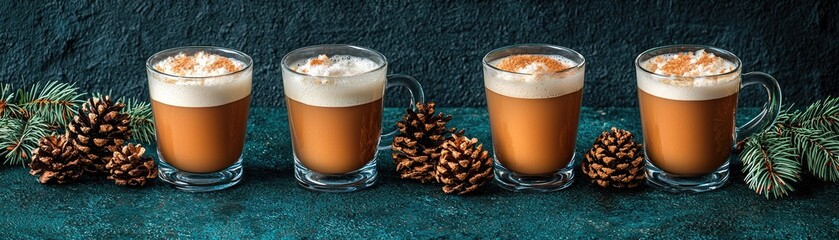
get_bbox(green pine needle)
[740,96,839,198]
[788,97,839,133]
[741,132,801,199]
[791,128,839,182]
[16,82,84,127]
[120,97,155,144]
[0,118,10,142]
[0,115,50,165]
[1,84,22,117]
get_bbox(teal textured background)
[0,107,837,238]
[0,0,837,107]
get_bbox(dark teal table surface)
[1,107,837,239]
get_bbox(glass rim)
[482,43,586,76]
[145,46,253,80]
[280,44,388,79]
[635,44,742,78]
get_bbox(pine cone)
[435,132,493,195]
[67,96,131,175]
[28,134,84,184]
[106,144,157,187]
[581,127,646,188]
[392,102,454,183]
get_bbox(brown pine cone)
[392,102,454,183]
[28,134,84,184]
[581,127,646,188]
[67,96,131,175]
[435,132,493,195]
[106,144,157,187]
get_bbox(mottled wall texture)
[0,0,836,107]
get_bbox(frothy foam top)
[637,50,739,101]
[283,55,385,107]
[643,50,735,76]
[148,52,251,107]
[484,54,584,99]
[496,55,571,74]
[153,51,247,77]
[292,54,379,77]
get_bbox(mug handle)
[378,74,425,150]
[735,72,782,143]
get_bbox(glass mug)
[147,46,252,192]
[636,45,782,192]
[281,44,425,192]
[483,44,586,192]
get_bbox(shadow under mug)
[281,44,425,192]
[635,45,782,193]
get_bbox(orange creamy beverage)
[283,54,385,174]
[148,51,252,173]
[637,50,740,176]
[484,54,584,175]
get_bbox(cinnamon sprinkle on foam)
[658,53,692,76]
[496,55,569,74]
[309,55,330,66]
[643,50,734,77]
[171,55,197,75]
[291,54,379,77]
[154,51,245,77]
[208,58,238,73]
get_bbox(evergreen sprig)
[1,84,21,117]
[791,128,839,181]
[0,81,155,166]
[0,116,49,165]
[119,97,155,144]
[788,97,839,133]
[741,96,839,198]
[741,132,800,198]
[17,82,85,127]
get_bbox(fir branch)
[120,97,155,144]
[0,83,22,117]
[0,115,50,165]
[790,128,839,182]
[0,118,10,144]
[739,96,839,197]
[741,132,801,199]
[17,82,84,127]
[787,96,839,133]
